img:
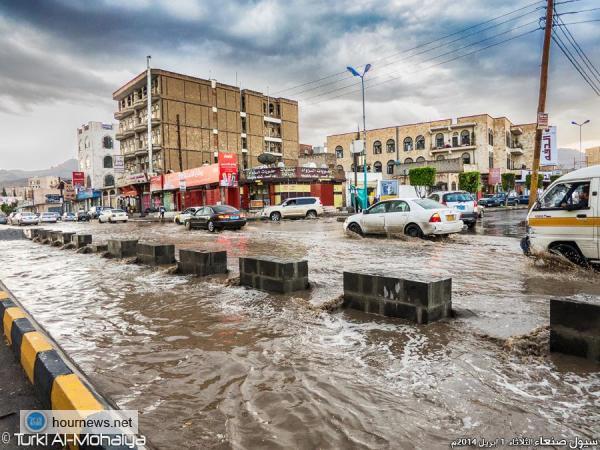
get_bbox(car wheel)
[405,223,423,238]
[549,243,589,268]
[207,220,216,232]
[347,222,363,236]
[185,221,192,230]
[175,218,180,225]
[306,210,317,219]
[467,222,477,229]
[270,212,281,222]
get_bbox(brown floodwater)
[0,210,599,449]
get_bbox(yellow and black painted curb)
[0,284,146,449]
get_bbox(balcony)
[264,116,282,124]
[430,144,476,154]
[264,136,282,143]
[508,145,524,155]
[510,126,523,135]
[114,107,134,120]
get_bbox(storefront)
[117,172,149,213]
[241,167,345,210]
[149,153,240,211]
[75,189,101,211]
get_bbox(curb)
[0,284,148,449]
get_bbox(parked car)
[0,214,7,225]
[98,209,128,223]
[185,205,246,232]
[88,206,107,219]
[522,165,599,267]
[62,212,77,222]
[344,198,464,238]
[428,191,477,229]
[261,197,324,221]
[39,212,58,223]
[174,206,203,225]
[77,210,90,222]
[18,212,39,225]
[144,206,159,214]
[518,194,529,205]
[7,212,18,225]
[478,194,497,207]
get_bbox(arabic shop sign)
[243,167,333,181]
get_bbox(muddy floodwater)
[1,210,599,449]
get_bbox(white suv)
[428,191,478,229]
[262,197,324,221]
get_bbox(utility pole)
[176,114,183,172]
[528,0,554,208]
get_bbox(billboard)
[488,168,501,186]
[218,153,238,187]
[72,171,85,188]
[541,126,558,166]
[114,155,125,173]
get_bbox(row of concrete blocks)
[26,229,599,361]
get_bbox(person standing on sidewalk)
[159,205,165,222]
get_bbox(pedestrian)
[159,205,165,222]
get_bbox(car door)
[531,179,597,259]
[361,202,388,234]
[384,200,411,233]
[195,207,212,228]
[282,199,300,217]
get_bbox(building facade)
[77,121,120,207]
[326,114,537,191]
[112,69,299,212]
[586,146,600,167]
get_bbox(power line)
[554,19,600,25]
[308,28,541,105]
[556,6,600,14]
[553,13,600,81]
[551,31,600,95]
[304,20,540,104]
[271,0,544,96]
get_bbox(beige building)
[327,114,536,190]
[113,69,299,181]
[586,146,600,166]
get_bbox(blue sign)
[76,189,101,200]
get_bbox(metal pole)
[579,124,582,168]
[361,76,367,210]
[528,0,553,208]
[147,55,153,175]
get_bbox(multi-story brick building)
[326,114,537,191]
[586,146,600,166]
[112,69,299,211]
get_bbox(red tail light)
[429,213,442,223]
[217,214,230,219]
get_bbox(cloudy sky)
[0,0,599,169]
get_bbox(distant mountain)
[0,159,78,187]
[557,148,586,170]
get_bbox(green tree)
[1,201,17,215]
[501,173,516,192]
[525,174,544,190]
[458,171,481,193]
[1,186,6,196]
[409,167,436,197]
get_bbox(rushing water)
[1,211,599,449]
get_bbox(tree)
[1,201,17,215]
[1,186,6,197]
[458,171,481,193]
[501,173,516,192]
[525,174,544,190]
[408,167,436,196]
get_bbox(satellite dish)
[258,153,278,165]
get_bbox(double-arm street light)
[571,120,590,168]
[347,64,371,210]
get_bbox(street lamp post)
[571,120,590,168]
[347,64,371,210]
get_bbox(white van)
[521,165,599,266]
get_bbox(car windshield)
[112,209,124,213]
[443,193,472,202]
[213,205,238,214]
[413,199,445,210]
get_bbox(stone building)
[112,69,299,211]
[77,121,120,207]
[586,146,600,166]
[326,114,537,191]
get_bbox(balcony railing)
[431,143,475,152]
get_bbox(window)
[104,175,114,187]
[506,131,511,147]
[387,160,395,175]
[429,194,440,202]
[461,152,471,164]
[416,156,426,163]
[103,155,113,168]
[368,203,388,214]
[373,161,382,173]
[414,199,448,209]
[488,128,494,146]
[403,137,413,152]
[86,175,91,187]
[435,133,444,148]
[284,199,297,206]
[404,157,413,164]
[436,155,445,161]
[461,130,471,146]
[489,151,494,168]
[451,181,457,190]
[443,192,472,202]
[373,140,382,154]
[537,182,591,210]
[386,139,395,153]
[452,132,459,148]
[350,163,355,172]
[388,200,410,212]
[103,136,113,149]
[335,146,344,159]
[416,135,425,150]
[336,164,344,172]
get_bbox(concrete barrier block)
[550,298,600,361]
[37,229,51,241]
[0,229,25,240]
[49,231,62,243]
[239,257,309,293]
[137,243,175,265]
[89,244,108,253]
[72,234,92,248]
[343,272,452,324]
[107,239,138,258]
[178,249,227,276]
[58,232,75,245]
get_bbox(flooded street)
[1,210,599,449]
